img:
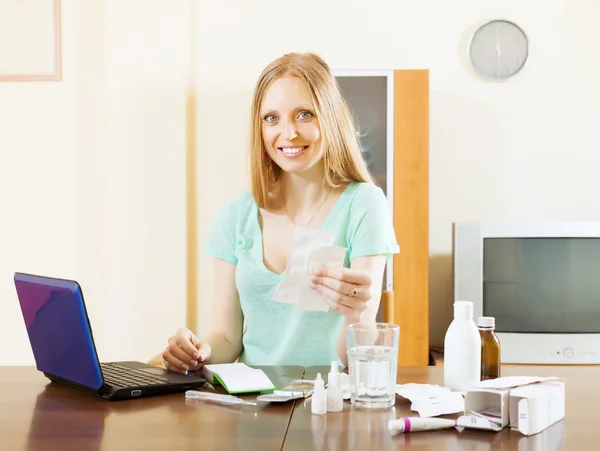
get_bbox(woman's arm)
[202,258,244,364]
[335,255,387,366]
[309,254,387,367]
[309,185,397,367]
[163,258,243,372]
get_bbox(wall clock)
[468,20,529,80]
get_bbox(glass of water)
[346,323,400,408]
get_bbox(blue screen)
[14,273,104,389]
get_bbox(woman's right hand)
[162,328,211,374]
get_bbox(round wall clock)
[468,20,529,80]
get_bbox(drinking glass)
[346,323,400,408]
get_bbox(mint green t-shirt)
[204,182,399,367]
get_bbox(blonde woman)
[163,53,398,372]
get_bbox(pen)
[185,390,257,406]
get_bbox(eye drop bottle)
[311,373,327,415]
[326,362,343,412]
[477,316,501,380]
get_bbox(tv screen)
[483,237,600,334]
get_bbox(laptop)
[14,272,205,400]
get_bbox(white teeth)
[281,147,305,154]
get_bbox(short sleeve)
[203,196,241,264]
[347,184,400,261]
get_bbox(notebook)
[13,272,205,400]
[202,363,276,394]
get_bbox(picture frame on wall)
[0,0,62,82]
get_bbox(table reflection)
[25,383,142,451]
[294,396,566,451]
[302,402,397,451]
[24,366,303,451]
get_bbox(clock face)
[469,20,529,80]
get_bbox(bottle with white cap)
[326,361,343,412]
[477,316,501,380]
[311,373,327,415]
[443,301,481,391]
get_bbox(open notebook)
[202,363,276,394]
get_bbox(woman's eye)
[299,111,313,120]
[263,114,278,123]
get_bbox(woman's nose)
[284,121,298,140]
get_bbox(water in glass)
[348,345,397,408]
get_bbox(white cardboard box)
[457,379,565,436]
[509,381,565,436]
[457,388,510,431]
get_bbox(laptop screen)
[14,273,104,390]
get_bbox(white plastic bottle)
[311,373,327,415]
[443,301,481,392]
[326,361,343,412]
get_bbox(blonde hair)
[249,52,374,208]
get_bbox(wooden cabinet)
[335,70,429,366]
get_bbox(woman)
[163,52,398,373]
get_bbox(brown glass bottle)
[477,316,501,380]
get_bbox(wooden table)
[0,365,304,451]
[283,365,598,451]
[1,365,598,450]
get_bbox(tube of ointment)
[388,417,457,434]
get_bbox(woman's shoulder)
[214,191,256,221]
[344,181,387,206]
[223,190,255,208]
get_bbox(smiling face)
[249,52,373,209]
[260,76,324,175]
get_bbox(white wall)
[101,0,190,361]
[1,0,599,366]
[0,0,189,365]
[1,0,80,365]
[194,0,600,347]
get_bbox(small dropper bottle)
[477,316,501,380]
[311,373,327,415]
[326,361,343,412]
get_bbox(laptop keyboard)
[101,363,172,388]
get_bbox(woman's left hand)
[309,266,372,319]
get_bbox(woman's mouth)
[277,146,309,158]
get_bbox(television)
[453,221,600,364]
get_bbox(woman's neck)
[279,164,329,218]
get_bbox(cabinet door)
[335,72,393,294]
[336,70,430,366]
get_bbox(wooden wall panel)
[186,89,198,334]
[393,70,430,366]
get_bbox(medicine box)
[508,381,565,436]
[458,380,565,436]
[459,388,510,431]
